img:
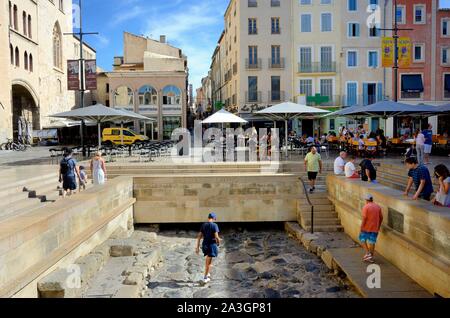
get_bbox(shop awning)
[401,75,424,93]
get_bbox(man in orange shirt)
[359,194,383,263]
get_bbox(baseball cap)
[364,194,374,201]
[208,212,217,220]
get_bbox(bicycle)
[0,139,31,151]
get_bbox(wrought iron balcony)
[269,58,285,69]
[269,91,285,102]
[246,91,262,103]
[298,61,337,73]
[245,58,262,70]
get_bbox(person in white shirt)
[345,156,360,179]
[334,151,347,175]
[415,129,425,165]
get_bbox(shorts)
[359,232,378,245]
[419,193,432,201]
[202,243,218,258]
[424,144,432,154]
[307,171,318,181]
[63,176,77,191]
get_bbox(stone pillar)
[158,89,163,141]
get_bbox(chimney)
[160,35,166,43]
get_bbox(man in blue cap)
[195,212,221,284]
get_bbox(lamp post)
[64,0,98,157]
[379,0,413,137]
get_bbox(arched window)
[13,5,18,30]
[22,11,27,36]
[28,15,32,39]
[53,23,62,69]
[24,51,28,70]
[15,47,19,67]
[114,86,134,107]
[162,85,182,105]
[29,54,33,72]
[10,44,14,65]
[138,85,158,105]
[9,2,12,27]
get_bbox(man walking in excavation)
[359,194,383,263]
[196,213,221,284]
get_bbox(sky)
[80,0,450,90]
[80,0,230,90]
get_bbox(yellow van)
[102,128,149,145]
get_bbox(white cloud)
[142,0,227,89]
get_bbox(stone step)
[299,204,335,212]
[0,173,57,198]
[0,197,47,220]
[299,211,338,219]
[0,180,60,208]
[302,218,341,226]
[302,225,344,233]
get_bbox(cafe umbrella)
[256,102,330,158]
[50,104,143,148]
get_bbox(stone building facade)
[94,32,188,141]
[0,0,96,143]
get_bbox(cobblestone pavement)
[144,226,359,298]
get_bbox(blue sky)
[80,0,230,89]
[80,0,450,89]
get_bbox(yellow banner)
[398,37,412,68]
[382,37,394,67]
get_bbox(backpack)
[60,158,72,176]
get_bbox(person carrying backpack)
[59,148,80,198]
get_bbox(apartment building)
[339,0,393,133]
[95,32,188,141]
[0,0,95,143]
[395,0,450,134]
[220,0,293,119]
[293,0,343,135]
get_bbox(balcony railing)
[296,95,390,107]
[248,0,257,7]
[298,61,337,73]
[269,90,285,102]
[246,58,262,70]
[269,58,285,69]
[246,91,262,103]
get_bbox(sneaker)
[207,273,211,279]
[363,253,372,261]
[309,188,314,193]
[203,277,211,284]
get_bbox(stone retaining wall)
[0,177,135,298]
[134,174,301,223]
[327,175,450,297]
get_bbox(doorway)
[302,119,314,137]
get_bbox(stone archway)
[11,81,39,140]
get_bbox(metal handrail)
[299,177,314,234]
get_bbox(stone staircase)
[297,171,344,233]
[0,170,93,222]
